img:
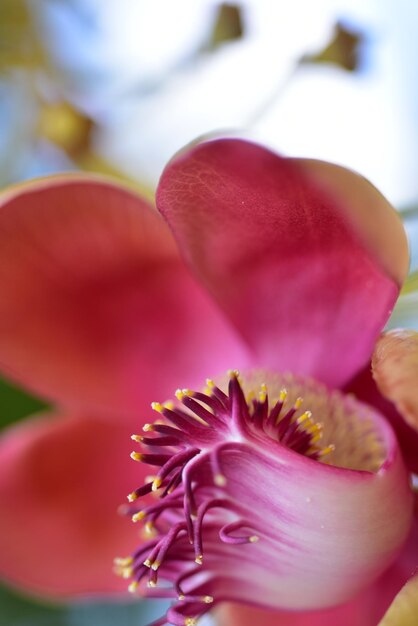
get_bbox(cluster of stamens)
[115,371,334,626]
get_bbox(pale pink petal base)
[372,330,418,433]
[0,175,249,417]
[0,413,144,597]
[217,522,418,626]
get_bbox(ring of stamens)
[115,370,387,625]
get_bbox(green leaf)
[0,583,169,626]
[0,377,49,430]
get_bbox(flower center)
[115,370,400,626]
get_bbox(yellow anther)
[130,451,143,462]
[318,444,336,457]
[297,411,312,424]
[279,388,288,403]
[175,388,193,400]
[128,581,138,593]
[114,556,133,567]
[132,511,145,523]
[151,402,164,413]
[206,378,215,389]
[214,473,227,487]
[121,566,133,579]
[151,560,161,571]
[259,383,267,402]
[143,423,154,432]
[148,580,157,588]
[164,400,175,410]
[144,521,155,535]
[185,619,197,626]
[306,422,323,435]
[143,558,153,568]
[228,369,240,379]
[310,432,323,444]
[195,554,203,565]
[131,434,143,442]
[152,477,162,492]
[178,594,185,601]
[249,535,259,543]
[127,491,138,502]
[294,397,304,409]
[203,595,214,604]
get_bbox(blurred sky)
[2,0,418,208]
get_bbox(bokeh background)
[1,1,418,624]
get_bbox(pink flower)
[0,139,416,625]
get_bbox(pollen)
[144,521,155,535]
[130,451,143,462]
[175,388,193,401]
[294,397,303,409]
[214,473,227,487]
[152,477,162,492]
[279,389,288,403]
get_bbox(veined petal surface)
[157,138,408,387]
[0,175,248,416]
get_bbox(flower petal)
[0,175,249,416]
[218,521,418,626]
[345,364,418,475]
[378,573,418,626]
[157,138,407,387]
[372,330,418,433]
[0,412,142,597]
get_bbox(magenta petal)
[157,139,407,387]
[0,176,249,416]
[0,412,145,597]
[218,520,418,626]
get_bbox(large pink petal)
[157,138,408,387]
[372,330,418,433]
[217,520,418,626]
[345,365,418,475]
[0,175,249,417]
[0,412,144,597]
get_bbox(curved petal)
[378,573,418,626]
[372,330,418,433]
[0,175,249,417]
[217,521,418,626]
[157,138,408,387]
[0,411,144,597]
[345,364,418,475]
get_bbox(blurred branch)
[300,21,364,72]
[204,3,244,51]
[0,0,46,73]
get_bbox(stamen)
[117,370,389,626]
